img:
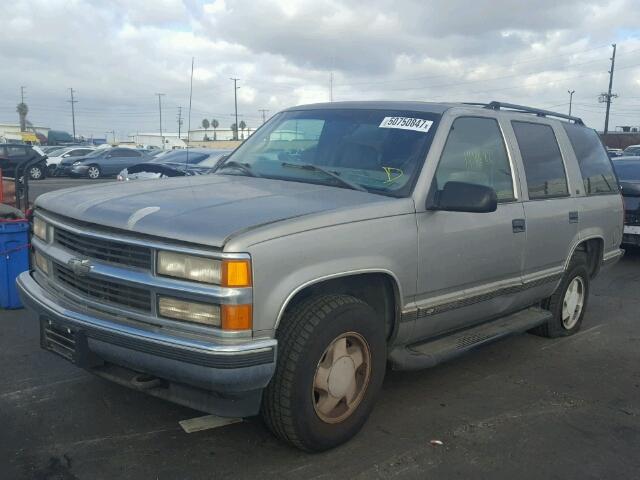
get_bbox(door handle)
[512,218,526,233]
[569,211,579,223]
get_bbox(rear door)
[508,119,579,302]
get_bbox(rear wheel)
[87,165,101,179]
[532,252,590,338]
[262,294,386,452]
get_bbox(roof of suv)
[285,100,584,125]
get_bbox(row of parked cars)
[0,144,231,181]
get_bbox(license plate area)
[41,319,77,361]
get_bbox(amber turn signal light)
[221,304,253,330]
[222,259,252,287]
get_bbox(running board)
[389,307,552,371]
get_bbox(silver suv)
[18,101,624,451]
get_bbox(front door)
[414,116,526,341]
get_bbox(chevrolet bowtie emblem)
[67,258,92,277]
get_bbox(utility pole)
[258,109,269,124]
[106,130,115,144]
[329,71,334,102]
[230,78,240,140]
[177,106,183,139]
[599,44,617,134]
[68,88,78,141]
[567,90,575,116]
[155,93,165,149]
[20,86,26,104]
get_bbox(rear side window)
[7,146,26,157]
[512,121,568,199]
[562,123,616,195]
[435,117,515,201]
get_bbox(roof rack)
[463,101,584,125]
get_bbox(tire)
[532,252,590,338]
[262,294,386,452]
[28,164,45,180]
[87,165,101,179]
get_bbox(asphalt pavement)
[1,178,639,478]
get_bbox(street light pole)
[230,78,239,140]
[155,93,165,149]
[567,90,575,116]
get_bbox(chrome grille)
[55,227,152,270]
[54,263,152,312]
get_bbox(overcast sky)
[1,0,639,140]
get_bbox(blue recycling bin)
[1,220,30,309]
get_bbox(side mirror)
[429,181,498,213]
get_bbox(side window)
[434,117,515,202]
[512,121,568,200]
[563,124,617,195]
[7,146,26,157]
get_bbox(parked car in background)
[0,143,48,180]
[19,101,624,452]
[613,158,640,247]
[46,146,96,175]
[623,145,640,156]
[57,147,151,178]
[41,145,65,154]
[607,148,624,157]
[117,148,231,181]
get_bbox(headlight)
[158,296,221,326]
[33,217,47,241]
[34,250,49,274]
[157,251,222,284]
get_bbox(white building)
[0,123,50,142]
[128,132,187,149]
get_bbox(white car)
[45,146,96,174]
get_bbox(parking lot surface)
[1,178,639,479]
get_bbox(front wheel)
[262,294,386,452]
[87,165,101,179]
[28,165,45,180]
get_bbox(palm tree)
[201,119,210,140]
[230,123,238,140]
[16,103,28,131]
[239,120,247,140]
[211,119,219,140]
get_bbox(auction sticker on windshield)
[379,117,433,132]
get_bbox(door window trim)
[430,115,519,204]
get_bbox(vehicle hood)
[36,174,409,248]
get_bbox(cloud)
[0,0,639,138]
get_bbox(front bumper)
[17,271,277,417]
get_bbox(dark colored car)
[58,147,151,179]
[613,157,640,246]
[0,144,48,180]
[117,148,231,181]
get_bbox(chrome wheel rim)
[30,167,42,179]
[88,167,99,179]
[562,276,585,329]
[312,332,371,424]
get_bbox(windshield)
[220,108,441,196]
[614,162,640,181]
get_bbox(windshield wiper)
[280,162,367,192]
[216,160,259,177]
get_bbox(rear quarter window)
[562,123,617,195]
